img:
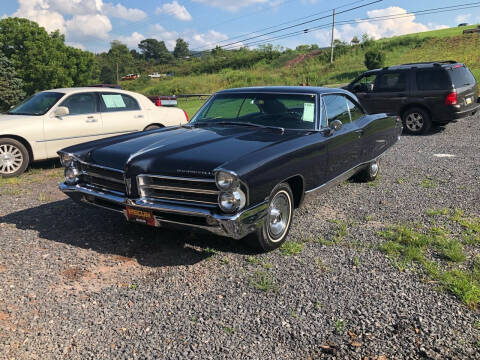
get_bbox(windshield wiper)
[206,121,285,133]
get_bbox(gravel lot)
[1,114,479,359]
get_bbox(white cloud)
[455,14,471,24]
[151,24,179,49]
[102,3,147,21]
[192,0,270,12]
[11,0,146,47]
[188,29,229,49]
[315,7,448,45]
[66,14,112,40]
[116,32,146,48]
[65,41,86,50]
[155,1,192,21]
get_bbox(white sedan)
[0,87,188,177]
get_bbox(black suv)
[344,61,480,134]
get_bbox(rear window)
[416,70,451,91]
[447,66,476,88]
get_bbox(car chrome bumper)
[59,183,267,240]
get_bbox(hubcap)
[267,190,291,241]
[405,112,424,132]
[369,162,379,177]
[0,144,23,174]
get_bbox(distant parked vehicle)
[344,61,480,134]
[147,95,178,108]
[121,74,139,80]
[88,84,122,89]
[0,87,188,177]
[148,73,165,79]
[463,25,480,34]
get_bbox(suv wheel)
[0,138,30,177]
[247,182,294,252]
[403,107,431,135]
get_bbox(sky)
[1,0,480,53]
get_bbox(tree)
[173,38,190,58]
[0,17,98,95]
[138,38,172,63]
[0,50,24,111]
[364,49,385,70]
[351,36,360,45]
[98,41,135,83]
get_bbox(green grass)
[378,213,480,307]
[123,26,480,107]
[250,270,277,292]
[177,98,208,119]
[280,241,304,256]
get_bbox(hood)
[0,113,34,124]
[87,125,303,177]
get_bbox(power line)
[192,0,383,52]
[219,2,480,50]
[191,0,374,50]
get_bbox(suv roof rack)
[401,60,458,66]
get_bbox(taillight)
[155,99,162,106]
[445,91,458,105]
[183,110,189,122]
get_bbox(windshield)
[8,92,65,116]
[191,93,317,130]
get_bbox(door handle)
[134,115,144,119]
[86,116,98,123]
[355,129,365,136]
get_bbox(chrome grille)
[137,175,218,206]
[78,163,125,194]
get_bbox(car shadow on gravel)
[0,200,255,267]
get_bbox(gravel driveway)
[1,114,479,359]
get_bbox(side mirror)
[331,119,343,131]
[54,106,69,117]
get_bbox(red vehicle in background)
[121,74,139,80]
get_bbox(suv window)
[323,95,351,125]
[416,69,451,90]
[447,66,476,88]
[375,72,407,92]
[351,73,377,92]
[100,93,140,112]
[346,98,364,121]
[59,93,97,115]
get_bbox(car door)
[322,94,362,180]
[99,92,145,135]
[370,71,410,114]
[44,92,102,157]
[346,96,377,163]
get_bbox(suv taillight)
[155,99,162,106]
[445,91,458,105]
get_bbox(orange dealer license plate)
[126,206,158,227]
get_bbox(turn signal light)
[445,92,458,105]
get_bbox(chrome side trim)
[38,130,136,143]
[138,195,217,206]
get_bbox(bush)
[364,49,386,70]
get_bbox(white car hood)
[0,114,41,131]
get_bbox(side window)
[352,74,377,92]
[59,93,97,115]
[416,70,450,90]
[323,95,351,125]
[346,98,365,122]
[374,72,407,92]
[100,93,140,112]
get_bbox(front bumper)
[60,183,268,240]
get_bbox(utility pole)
[330,8,335,64]
[116,63,119,84]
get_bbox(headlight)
[215,171,238,191]
[60,153,74,167]
[64,167,80,185]
[219,189,246,213]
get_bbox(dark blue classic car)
[59,86,402,251]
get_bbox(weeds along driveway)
[0,115,479,359]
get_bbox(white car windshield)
[8,92,65,116]
[190,93,317,130]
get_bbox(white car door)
[99,92,146,134]
[44,92,102,157]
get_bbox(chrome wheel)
[369,161,379,177]
[0,144,24,175]
[267,190,292,242]
[405,112,424,132]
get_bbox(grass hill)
[121,25,480,117]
